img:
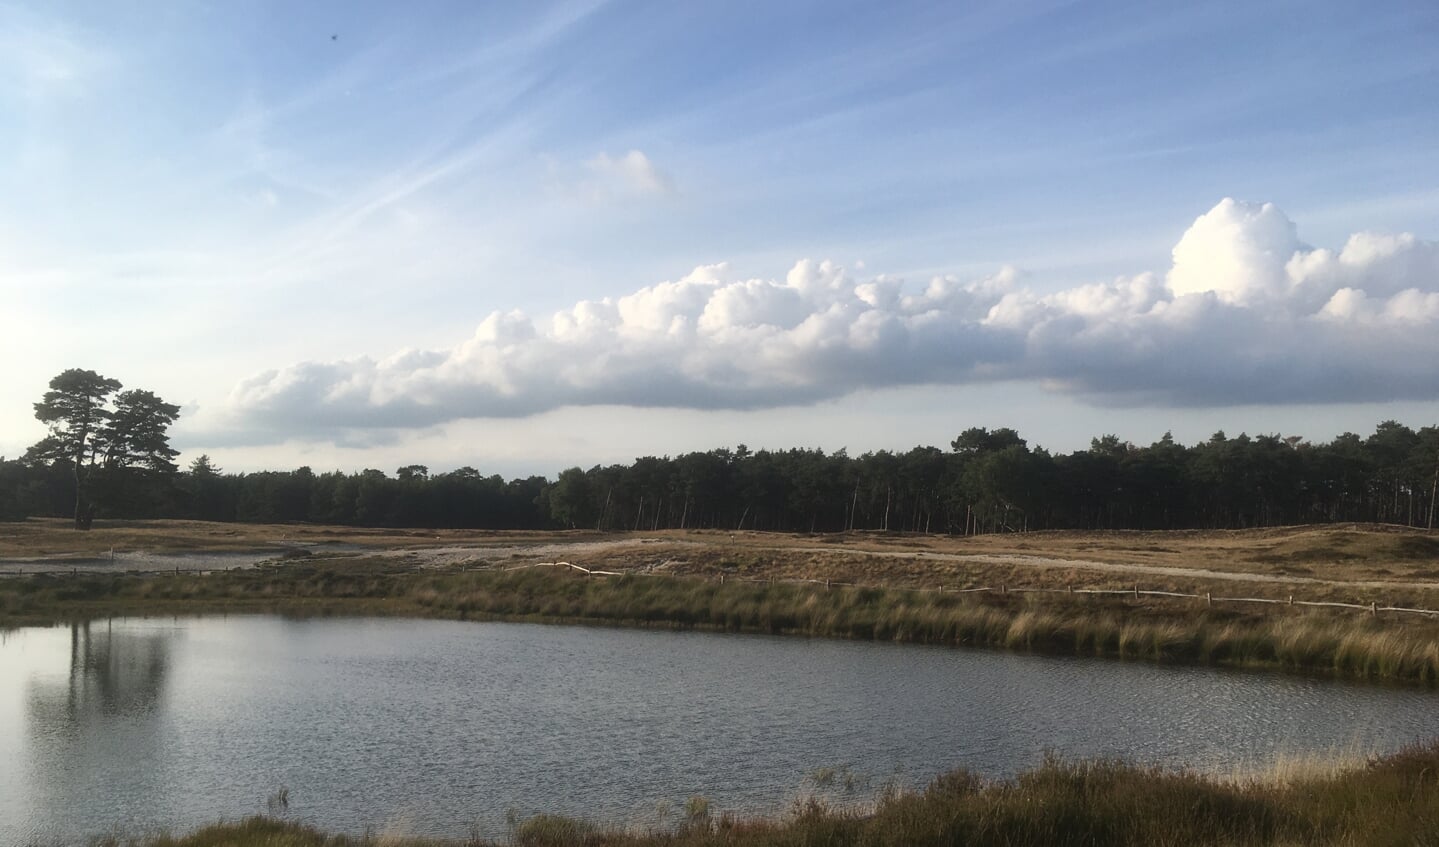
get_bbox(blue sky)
[3,0,1438,475]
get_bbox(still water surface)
[2,616,1437,844]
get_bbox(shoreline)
[5,559,1439,686]
[61,741,1439,847]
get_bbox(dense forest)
[4,422,1438,534]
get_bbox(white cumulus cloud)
[220,199,1439,441]
[584,149,674,196]
[1167,198,1301,305]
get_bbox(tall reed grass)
[6,561,1439,683]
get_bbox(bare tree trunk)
[1428,450,1438,531]
[72,432,87,530]
[597,487,612,531]
[736,504,750,531]
[634,496,644,531]
[679,497,689,530]
[72,459,84,530]
[883,488,891,532]
[848,482,859,531]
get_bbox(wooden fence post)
[1371,601,1378,616]
[1206,592,1212,607]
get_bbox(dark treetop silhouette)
[24,369,179,529]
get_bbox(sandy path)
[760,545,1439,593]
[0,542,368,574]
[367,537,675,566]
[0,550,286,574]
[380,537,1439,593]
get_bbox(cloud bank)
[226,199,1439,437]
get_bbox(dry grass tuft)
[82,740,1439,846]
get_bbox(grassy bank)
[95,741,1439,846]
[6,559,1439,684]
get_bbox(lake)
[2,616,1436,844]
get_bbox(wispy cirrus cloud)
[0,7,109,100]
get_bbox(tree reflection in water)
[20,621,175,840]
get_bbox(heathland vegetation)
[86,740,1439,847]
[8,560,1439,684]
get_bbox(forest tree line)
[4,421,1439,534]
